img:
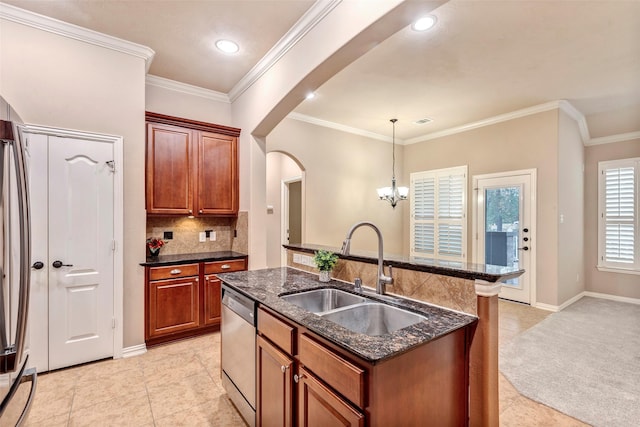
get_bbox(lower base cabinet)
[296,366,364,427]
[256,335,294,427]
[145,258,246,346]
[256,305,471,427]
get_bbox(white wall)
[145,82,232,125]
[584,137,640,299]
[557,110,585,305]
[268,117,406,255]
[266,151,304,267]
[0,19,147,347]
[403,110,560,306]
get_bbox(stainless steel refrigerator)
[0,98,37,426]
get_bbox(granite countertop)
[285,243,524,283]
[217,267,477,364]
[140,251,248,267]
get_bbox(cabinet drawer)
[257,307,295,355]
[298,333,365,408]
[204,259,246,274]
[149,263,199,281]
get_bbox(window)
[410,166,467,262]
[598,158,639,273]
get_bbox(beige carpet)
[500,297,640,427]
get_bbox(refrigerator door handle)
[16,368,37,426]
[12,127,31,369]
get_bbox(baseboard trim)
[583,291,640,305]
[122,344,147,358]
[534,291,640,312]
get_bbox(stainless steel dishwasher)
[221,284,256,427]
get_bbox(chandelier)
[376,119,409,208]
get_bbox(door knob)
[31,261,44,270]
[52,260,73,268]
[518,246,529,251]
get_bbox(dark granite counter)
[140,251,248,267]
[217,267,477,363]
[285,243,523,283]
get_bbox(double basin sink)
[280,288,427,336]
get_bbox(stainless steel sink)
[280,288,369,313]
[321,303,427,336]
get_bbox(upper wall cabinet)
[146,112,240,217]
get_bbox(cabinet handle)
[281,365,289,373]
[221,264,231,270]
[293,373,305,383]
[170,269,182,275]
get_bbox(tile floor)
[22,301,590,426]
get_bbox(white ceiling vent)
[413,117,433,125]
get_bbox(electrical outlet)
[199,231,206,242]
[163,231,173,240]
[210,231,216,241]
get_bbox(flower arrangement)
[147,237,166,256]
[147,237,165,250]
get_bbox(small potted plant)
[313,250,339,282]
[146,237,165,257]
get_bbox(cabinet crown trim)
[146,112,241,137]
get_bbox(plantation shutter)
[598,159,639,270]
[411,166,467,261]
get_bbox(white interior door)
[474,170,536,304]
[27,133,115,371]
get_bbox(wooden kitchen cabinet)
[147,264,200,339]
[256,335,294,427]
[145,257,247,346]
[146,112,240,217]
[256,307,365,427]
[255,305,470,426]
[296,366,364,427]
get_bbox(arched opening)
[266,151,305,267]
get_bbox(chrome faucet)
[340,221,393,295]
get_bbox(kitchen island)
[284,243,524,427]
[218,267,478,426]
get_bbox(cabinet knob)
[199,209,203,214]
[280,365,289,373]
[170,269,182,275]
[293,373,305,383]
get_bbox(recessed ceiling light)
[411,15,437,32]
[216,39,239,54]
[305,92,316,100]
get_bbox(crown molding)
[146,75,230,103]
[0,2,155,72]
[586,131,640,146]
[288,112,394,143]
[228,0,342,102]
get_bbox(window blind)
[410,166,467,261]
[598,159,639,271]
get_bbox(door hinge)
[112,318,116,329]
[112,240,116,251]
[106,160,116,172]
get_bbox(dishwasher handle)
[222,285,256,326]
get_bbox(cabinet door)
[204,275,222,325]
[297,367,364,427]
[147,276,200,338]
[146,123,194,215]
[257,335,294,427]
[196,131,238,216]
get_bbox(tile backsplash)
[146,211,248,255]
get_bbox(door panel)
[475,172,534,304]
[48,136,114,370]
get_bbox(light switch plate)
[199,231,206,242]
[210,231,216,241]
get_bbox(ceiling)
[4,0,640,142]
